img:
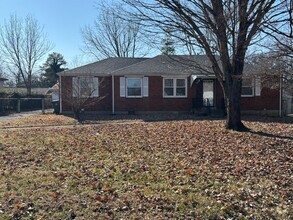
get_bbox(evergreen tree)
[41,52,67,87]
[161,33,175,55]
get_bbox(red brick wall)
[60,76,112,112]
[214,79,279,111]
[60,75,279,112]
[241,87,279,110]
[114,76,196,112]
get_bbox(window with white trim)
[120,77,148,98]
[163,78,187,97]
[72,77,99,98]
[241,78,254,97]
[126,78,142,97]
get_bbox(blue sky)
[0,0,99,66]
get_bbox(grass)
[0,114,292,219]
[0,114,76,128]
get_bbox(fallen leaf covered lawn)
[0,114,76,128]
[0,116,292,219]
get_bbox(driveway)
[0,110,53,122]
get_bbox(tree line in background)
[0,15,67,94]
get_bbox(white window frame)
[163,78,187,98]
[126,77,143,98]
[241,78,254,97]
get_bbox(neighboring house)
[58,55,281,116]
[0,77,8,87]
[46,83,60,101]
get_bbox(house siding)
[213,80,279,111]
[60,75,279,113]
[241,87,279,110]
[114,76,196,112]
[61,76,112,112]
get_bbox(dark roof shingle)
[112,55,216,76]
[58,57,148,76]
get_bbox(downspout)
[112,74,115,114]
[279,74,282,117]
[59,74,62,114]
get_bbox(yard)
[0,114,292,219]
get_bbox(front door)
[203,80,214,107]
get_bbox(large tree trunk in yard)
[224,79,248,131]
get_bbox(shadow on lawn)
[243,115,293,124]
[65,112,293,125]
[247,130,293,141]
[73,112,225,123]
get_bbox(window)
[72,77,99,98]
[163,78,187,97]
[164,79,174,96]
[127,78,142,97]
[120,77,148,98]
[79,77,93,97]
[241,78,254,97]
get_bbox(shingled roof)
[112,55,216,76]
[58,57,148,76]
[58,55,223,77]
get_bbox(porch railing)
[192,98,212,108]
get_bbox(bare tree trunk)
[73,108,81,123]
[224,79,247,131]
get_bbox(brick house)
[58,55,280,115]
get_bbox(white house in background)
[46,83,60,101]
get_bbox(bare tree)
[0,14,52,95]
[69,55,93,69]
[249,53,292,87]
[122,0,290,131]
[261,0,292,50]
[62,76,106,122]
[81,3,147,59]
[0,59,5,78]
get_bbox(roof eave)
[58,72,110,77]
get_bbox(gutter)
[59,74,62,114]
[279,75,282,117]
[112,74,115,114]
